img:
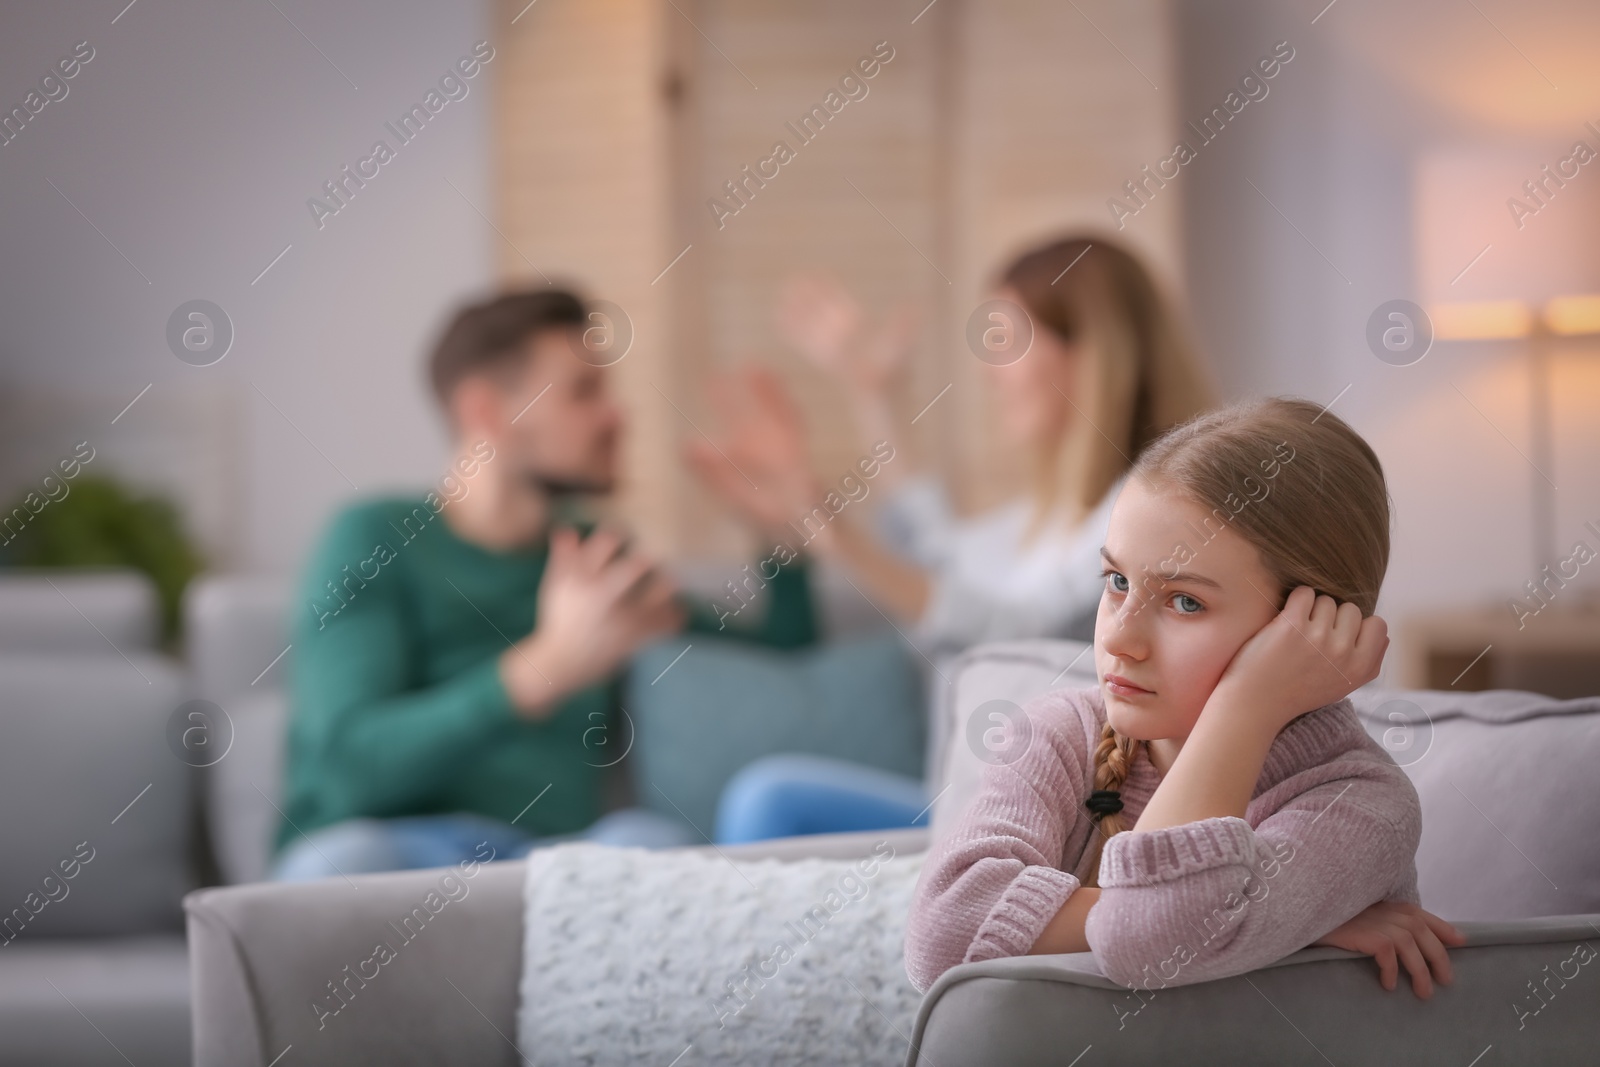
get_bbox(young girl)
[903,396,1467,998]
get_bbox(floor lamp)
[1415,148,1600,584]
[1429,295,1600,579]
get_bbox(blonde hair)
[999,235,1217,543]
[1077,396,1394,887]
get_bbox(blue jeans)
[271,807,700,882]
[714,752,929,844]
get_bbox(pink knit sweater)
[904,684,1421,993]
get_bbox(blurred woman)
[688,234,1217,843]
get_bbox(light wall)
[0,0,494,577]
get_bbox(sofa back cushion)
[627,629,927,834]
[936,639,1600,922]
[930,639,1098,843]
[203,689,290,884]
[184,575,296,883]
[0,653,195,937]
[0,569,159,652]
[185,574,294,701]
[1347,686,1600,920]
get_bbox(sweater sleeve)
[288,505,520,820]
[903,693,1089,992]
[1083,768,1422,990]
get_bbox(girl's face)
[1093,475,1283,761]
[982,285,1080,450]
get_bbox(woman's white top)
[873,471,1126,659]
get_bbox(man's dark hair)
[428,289,588,407]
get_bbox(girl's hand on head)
[1213,585,1389,734]
[1311,900,1467,999]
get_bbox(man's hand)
[500,526,685,718]
[1208,585,1390,738]
[1312,900,1466,998]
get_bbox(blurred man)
[272,290,818,879]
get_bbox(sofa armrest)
[906,913,1600,1066]
[186,827,928,1065]
[186,861,528,1067]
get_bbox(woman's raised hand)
[682,365,822,540]
[1312,900,1466,998]
[776,272,916,401]
[1212,586,1390,735]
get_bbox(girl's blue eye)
[1173,593,1203,615]
[1102,566,1204,615]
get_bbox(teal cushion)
[623,628,926,835]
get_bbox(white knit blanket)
[517,840,928,1066]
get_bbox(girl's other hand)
[1212,585,1389,734]
[1312,900,1467,998]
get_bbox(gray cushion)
[183,575,295,884]
[204,689,290,886]
[930,639,1097,843]
[1348,686,1600,920]
[626,629,927,835]
[0,654,195,936]
[184,574,294,701]
[0,568,159,653]
[0,935,189,1067]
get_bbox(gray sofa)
[0,561,892,1065]
[0,571,195,1067]
[186,636,1600,1065]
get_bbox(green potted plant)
[0,475,204,651]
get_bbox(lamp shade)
[1415,143,1600,307]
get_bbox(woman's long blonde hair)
[1078,395,1394,887]
[1000,235,1216,543]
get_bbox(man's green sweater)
[277,495,817,851]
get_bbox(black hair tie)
[1085,789,1124,819]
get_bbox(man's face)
[1093,475,1283,744]
[465,327,624,494]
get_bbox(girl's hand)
[1312,900,1467,998]
[1210,585,1389,736]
